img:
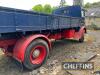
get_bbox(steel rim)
[30,45,46,64]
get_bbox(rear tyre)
[23,39,49,70]
[79,35,84,43]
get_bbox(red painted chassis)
[0,26,86,63]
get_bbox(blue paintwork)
[0,6,83,33]
[53,5,82,17]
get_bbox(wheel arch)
[84,27,87,33]
[13,34,51,62]
[34,36,51,49]
[74,26,86,40]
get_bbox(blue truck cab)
[53,5,85,18]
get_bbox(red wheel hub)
[30,45,46,64]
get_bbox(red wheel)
[79,30,85,43]
[79,35,84,43]
[23,39,49,70]
[30,46,46,64]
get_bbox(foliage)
[32,4,43,13]
[84,2,91,8]
[32,4,59,14]
[84,1,100,8]
[43,4,52,14]
[60,0,66,7]
[86,23,99,30]
[52,6,59,12]
[32,3,68,14]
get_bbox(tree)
[52,6,58,11]
[73,0,84,6]
[43,4,52,14]
[60,0,66,7]
[84,2,91,8]
[84,1,100,8]
[32,4,43,13]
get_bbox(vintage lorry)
[0,5,86,70]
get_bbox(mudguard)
[74,26,86,40]
[13,34,51,62]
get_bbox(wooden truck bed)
[0,6,83,34]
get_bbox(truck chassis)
[0,6,86,70]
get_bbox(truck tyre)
[79,35,84,43]
[23,39,49,70]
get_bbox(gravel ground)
[0,30,100,75]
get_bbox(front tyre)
[23,39,49,70]
[79,35,84,43]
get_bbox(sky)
[0,0,99,10]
